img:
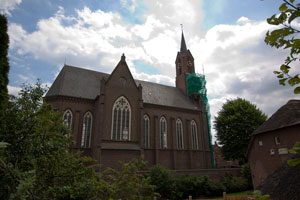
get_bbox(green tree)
[0,14,10,103]
[0,82,108,199]
[103,156,157,200]
[265,0,300,94]
[214,98,267,163]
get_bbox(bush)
[148,165,176,199]
[241,163,253,189]
[221,174,249,193]
[148,165,225,200]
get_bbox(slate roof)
[252,99,300,135]
[46,65,199,110]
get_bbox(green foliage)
[220,174,249,193]
[287,141,300,166]
[253,190,271,200]
[103,156,157,200]
[147,165,234,199]
[0,81,108,199]
[148,165,176,199]
[0,14,10,103]
[214,98,267,163]
[265,0,300,94]
[241,163,253,189]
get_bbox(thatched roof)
[252,99,300,135]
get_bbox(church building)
[45,32,213,170]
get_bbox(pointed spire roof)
[180,30,187,53]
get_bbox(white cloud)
[0,0,22,15]
[7,85,21,96]
[237,16,251,24]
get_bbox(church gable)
[105,54,138,92]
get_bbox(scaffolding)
[186,73,215,168]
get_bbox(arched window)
[111,96,131,141]
[63,109,72,129]
[81,112,92,148]
[176,119,184,149]
[144,115,150,148]
[191,120,198,150]
[160,117,167,149]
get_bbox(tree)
[0,14,10,102]
[265,0,300,94]
[214,98,267,163]
[0,82,108,199]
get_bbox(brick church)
[45,32,213,170]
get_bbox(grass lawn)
[207,190,254,199]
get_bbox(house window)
[191,120,198,150]
[81,112,92,148]
[63,109,72,129]
[176,119,184,149]
[275,136,280,145]
[270,149,275,155]
[259,140,263,146]
[144,115,150,148]
[160,117,167,149]
[111,96,131,141]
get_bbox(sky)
[1,0,299,142]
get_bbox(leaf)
[290,0,295,3]
[0,142,10,148]
[287,158,300,166]
[280,64,290,74]
[294,86,300,94]
[288,10,300,23]
[279,78,287,85]
[279,3,288,11]
[273,71,281,74]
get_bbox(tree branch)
[282,23,300,33]
[283,0,300,11]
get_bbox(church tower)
[175,30,195,95]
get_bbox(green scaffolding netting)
[186,73,215,168]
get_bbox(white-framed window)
[144,115,150,148]
[111,96,131,141]
[63,109,72,129]
[275,136,280,145]
[81,112,92,148]
[191,120,198,150]
[160,117,167,149]
[259,140,263,146]
[270,149,275,155]
[176,119,184,149]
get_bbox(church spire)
[180,26,187,53]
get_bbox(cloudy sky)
[2,0,299,141]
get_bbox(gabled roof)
[252,99,300,135]
[46,65,199,110]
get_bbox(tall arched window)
[81,112,92,148]
[144,115,150,148]
[191,120,198,150]
[111,96,131,141]
[160,117,167,149]
[176,119,184,149]
[63,109,72,129]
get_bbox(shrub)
[241,163,253,189]
[221,174,249,193]
[148,165,176,199]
